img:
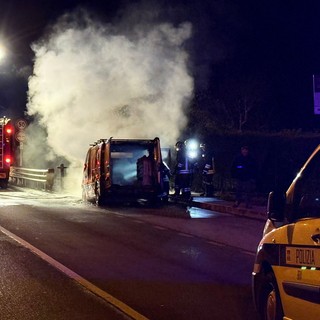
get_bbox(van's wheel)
[148,196,160,207]
[0,180,8,189]
[260,272,283,320]
[95,189,105,206]
[162,195,169,204]
[94,182,102,206]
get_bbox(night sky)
[0,0,320,131]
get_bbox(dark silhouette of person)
[231,146,257,208]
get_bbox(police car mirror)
[267,191,286,221]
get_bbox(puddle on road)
[186,207,221,219]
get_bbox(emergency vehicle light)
[185,139,199,159]
[4,156,11,164]
[5,126,13,134]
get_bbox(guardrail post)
[57,163,67,189]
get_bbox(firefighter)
[173,140,194,199]
[173,141,185,196]
[200,144,215,197]
[160,161,171,201]
[137,148,155,186]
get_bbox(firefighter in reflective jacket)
[173,141,192,199]
[200,144,215,197]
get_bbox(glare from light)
[186,139,198,151]
[6,127,12,134]
[187,150,198,159]
[186,139,199,159]
[0,44,6,62]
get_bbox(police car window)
[293,150,320,219]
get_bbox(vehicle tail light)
[5,156,11,165]
[5,126,13,135]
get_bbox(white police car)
[252,145,320,320]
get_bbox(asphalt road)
[0,230,130,320]
[0,188,262,320]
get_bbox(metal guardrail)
[9,167,55,191]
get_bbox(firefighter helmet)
[175,141,184,151]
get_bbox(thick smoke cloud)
[27,10,193,165]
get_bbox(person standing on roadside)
[200,144,215,197]
[231,145,257,208]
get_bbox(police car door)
[281,149,320,319]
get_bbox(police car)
[252,145,320,320]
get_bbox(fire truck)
[82,137,170,205]
[0,117,14,188]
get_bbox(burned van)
[82,137,169,205]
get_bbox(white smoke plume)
[26,8,193,194]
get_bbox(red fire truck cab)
[82,137,170,205]
[0,117,14,188]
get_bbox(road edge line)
[0,226,149,320]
